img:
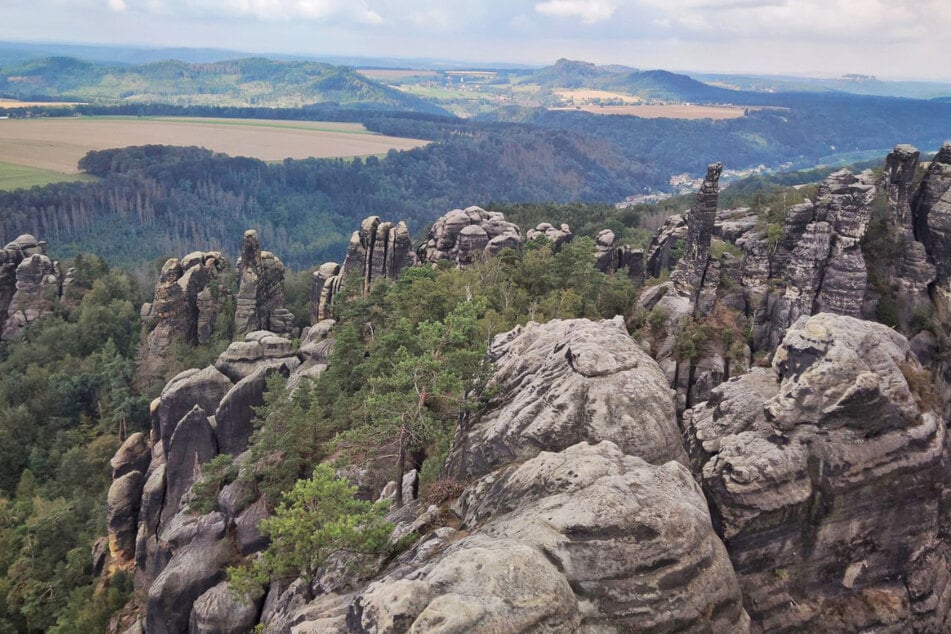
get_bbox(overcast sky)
[3,0,951,80]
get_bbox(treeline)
[0,127,663,268]
[480,92,951,174]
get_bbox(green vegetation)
[0,255,150,632]
[0,161,93,191]
[229,464,393,594]
[0,57,448,114]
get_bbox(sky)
[3,0,951,80]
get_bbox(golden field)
[0,116,430,175]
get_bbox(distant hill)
[529,58,637,88]
[0,56,450,114]
[528,59,746,103]
[694,72,951,100]
[597,69,740,103]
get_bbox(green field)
[0,161,94,191]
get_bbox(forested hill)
[0,57,449,113]
[0,127,658,268]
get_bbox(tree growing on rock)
[229,464,392,593]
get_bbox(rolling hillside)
[0,57,450,113]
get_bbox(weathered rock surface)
[645,214,687,278]
[421,206,522,264]
[162,406,217,525]
[311,217,417,321]
[593,229,645,281]
[0,235,61,340]
[294,317,748,633]
[190,580,263,634]
[526,222,573,249]
[915,142,951,317]
[684,313,951,632]
[107,470,145,567]
[235,230,294,337]
[446,316,686,480]
[147,513,232,634]
[139,251,229,376]
[154,366,233,455]
[672,162,723,291]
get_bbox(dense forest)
[3,88,950,268]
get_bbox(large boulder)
[683,313,951,631]
[147,513,233,634]
[303,441,749,633]
[154,366,233,454]
[190,580,263,634]
[447,316,686,480]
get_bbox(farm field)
[0,98,84,109]
[0,116,430,179]
[0,161,94,190]
[553,89,641,104]
[549,103,749,119]
[357,69,439,81]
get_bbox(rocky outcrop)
[290,317,749,632]
[593,229,645,281]
[310,217,417,322]
[637,147,951,408]
[0,235,61,340]
[915,142,951,317]
[645,214,687,278]
[526,221,572,248]
[683,313,951,632]
[420,206,522,264]
[139,251,229,377]
[672,162,722,291]
[235,230,294,337]
[447,316,686,479]
[105,323,339,630]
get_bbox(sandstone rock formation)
[637,144,951,409]
[310,217,417,322]
[446,316,686,478]
[683,313,951,632]
[526,221,572,248]
[0,234,62,340]
[235,230,294,337]
[286,318,749,633]
[915,142,951,319]
[420,206,522,264]
[139,250,229,376]
[593,228,645,280]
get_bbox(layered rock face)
[311,216,417,323]
[915,142,951,318]
[420,206,522,264]
[684,313,951,632]
[0,234,62,340]
[235,230,294,337]
[139,251,229,375]
[104,323,334,632]
[638,144,951,409]
[286,318,750,633]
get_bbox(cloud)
[535,0,617,24]
[107,0,127,10]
